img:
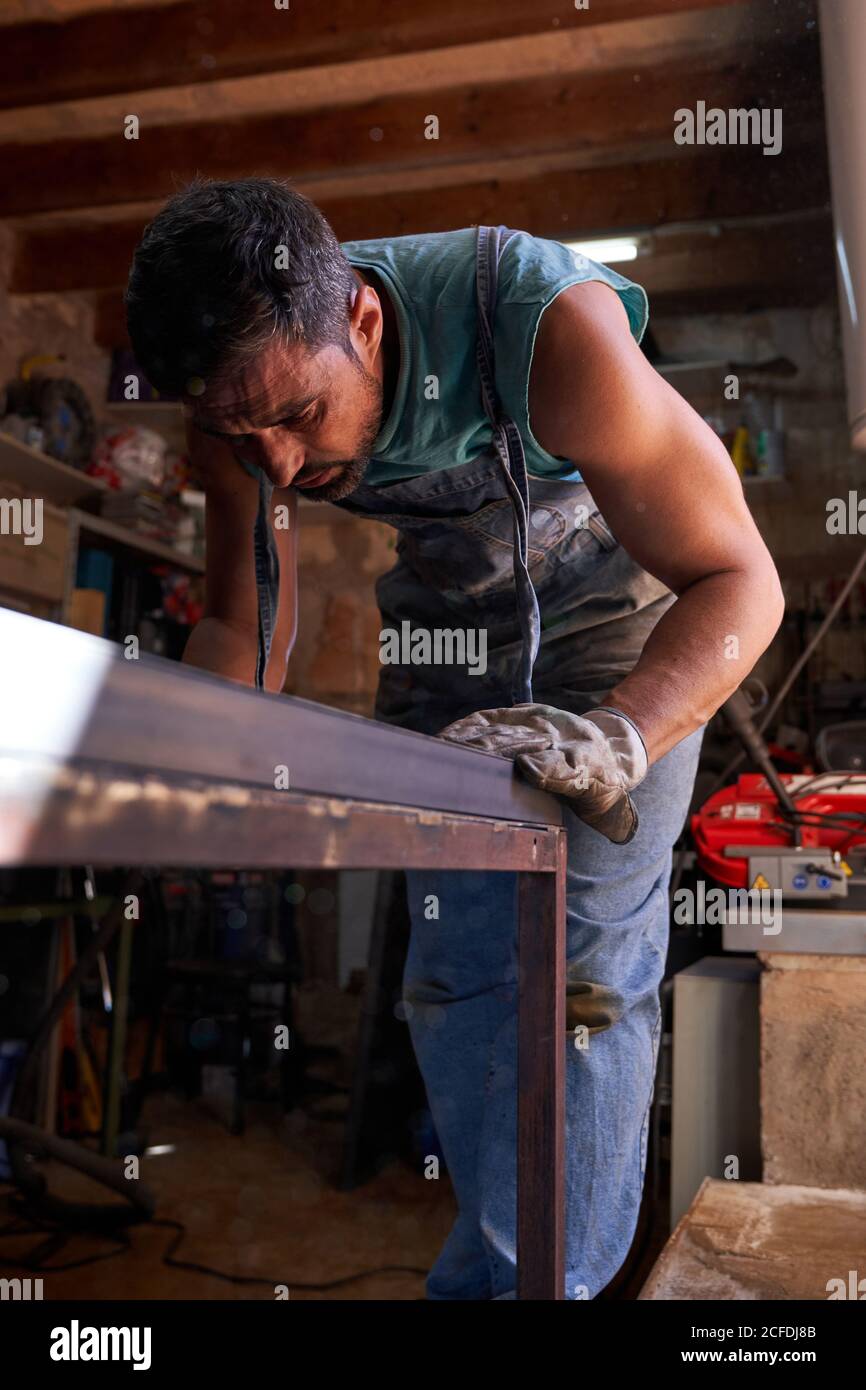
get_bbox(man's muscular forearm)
[602,560,785,765]
[183,421,298,694]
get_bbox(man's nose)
[245,430,303,488]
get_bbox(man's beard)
[297,359,383,503]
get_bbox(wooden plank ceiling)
[1,0,832,351]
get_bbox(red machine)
[691,690,866,902]
[693,771,866,892]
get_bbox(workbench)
[0,607,566,1300]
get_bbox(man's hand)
[528,281,785,763]
[440,704,648,844]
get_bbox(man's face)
[188,332,383,502]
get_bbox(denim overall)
[252,226,702,1299]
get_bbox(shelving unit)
[0,431,204,634]
[69,509,204,573]
[61,509,203,627]
[0,431,106,507]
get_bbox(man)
[126,177,783,1300]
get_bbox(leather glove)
[439,703,648,844]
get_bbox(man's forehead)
[187,346,334,430]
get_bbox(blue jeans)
[403,727,703,1300]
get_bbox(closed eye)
[280,402,320,428]
[200,427,251,445]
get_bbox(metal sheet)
[0,608,560,828]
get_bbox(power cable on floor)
[154,1218,428,1289]
[0,1209,428,1290]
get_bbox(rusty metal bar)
[0,757,562,874]
[517,837,567,1300]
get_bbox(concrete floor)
[0,1085,670,1300]
[1,1091,454,1301]
[0,978,662,1300]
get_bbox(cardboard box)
[68,587,106,636]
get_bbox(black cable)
[0,1214,132,1272]
[776,806,866,831]
[153,1218,428,1290]
[0,1208,427,1290]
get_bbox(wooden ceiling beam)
[0,0,808,147]
[0,0,776,109]
[0,45,822,219]
[9,144,830,295]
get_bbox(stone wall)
[0,224,110,412]
[759,953,866,1191]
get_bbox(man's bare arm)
[183,424,298,692]
[528,280,785,763]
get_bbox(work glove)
[439,704,648,844]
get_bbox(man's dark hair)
[125,177,357,396]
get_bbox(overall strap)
[475,224,541,706]
[253,471,280,691]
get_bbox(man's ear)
[348,282,383,363]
